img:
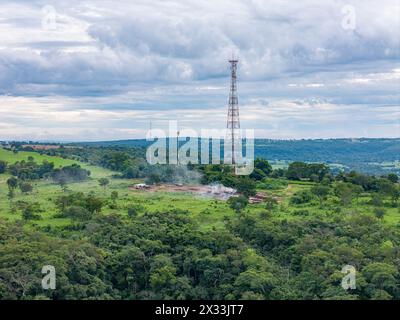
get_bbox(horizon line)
[1,136,399,144]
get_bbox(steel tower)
[226,58,240,165]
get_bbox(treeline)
[200,159,398,193]
[253,138,400,175]
[2,158,90,199]
[16,144,146,171]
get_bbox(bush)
[111,191,119,201]
[21,203,42,220]
[290,190,314,204]
[292,209,310,216]
[387,173,398,184]
[374,207,386,219]
[19,182,33,194]
[52,164,90,184]
[63,206,92,221]
[55,192,104,214]
[228,196,249,213]
[265,196,278,211]
[0,160,7,174]
[98,178,110,189]
[257,178,288,190]
[127,204,145,218]
[146,172,161,185]
[236,178,257,197]
[370,195,383,207]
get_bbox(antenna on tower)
[176,120,180,165]
[149,121,152,139]
[226,56,240,166]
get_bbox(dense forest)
[0,144,399,300]
[57,138,400,175]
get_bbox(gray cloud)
[0,0,399,140]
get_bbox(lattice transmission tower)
[226,57,240,165]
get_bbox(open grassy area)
[1,147,399,232]
[0,148,77,168]
[0,147,113,226]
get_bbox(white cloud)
[0,0,399,140]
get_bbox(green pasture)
[1,147,399,231]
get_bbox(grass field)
[0,148,77,167]
[1,147,399,231]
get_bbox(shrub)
[370,195,383,207]
[0,160,7,174]
[21,203,42,220]
[374,207,386,219]
[257,178,288,190]
[63,206,92,221]
[111,191,119,201]
[127,204,145,218]
[19,182,33,194]
[228,196,249,213]
[290,190,314,204]
[265,196,278,211]
[292,209,310,216]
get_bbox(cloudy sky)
[0,0,399,141]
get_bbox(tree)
[85,195,103,214]
[146,172,161,185]
[370,194,383,207]
[57,176,68,192]
[250,159,272,180]
[19,182,33,194]
[308,163,330,182]
[98,178,110,191]
[52,164,90,184]
[286,162,329,182]
[127,205,144,218]
[362,263,398,298]
[286,162,309,180]
[100,151,131,171]
[7,189,15,203]
[123,167,139,179]
[389,186,399,206]
[372,179,396,199]
[63,206,92,221]
[149,254,177,296]
[0,160,7,174]
[228,196,249,213]
[234,177,256,197]
[234,268,275,298]
[290,190,314,205]
[373,207,386,219]
[111,191,119,202]
[311,185,330,205]
[7,177,18,193]
[387,173,398,184]
[334,182,360,206]
[22,203,41,220]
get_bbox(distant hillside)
[255,139,399,175]
[78,138,400,175]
